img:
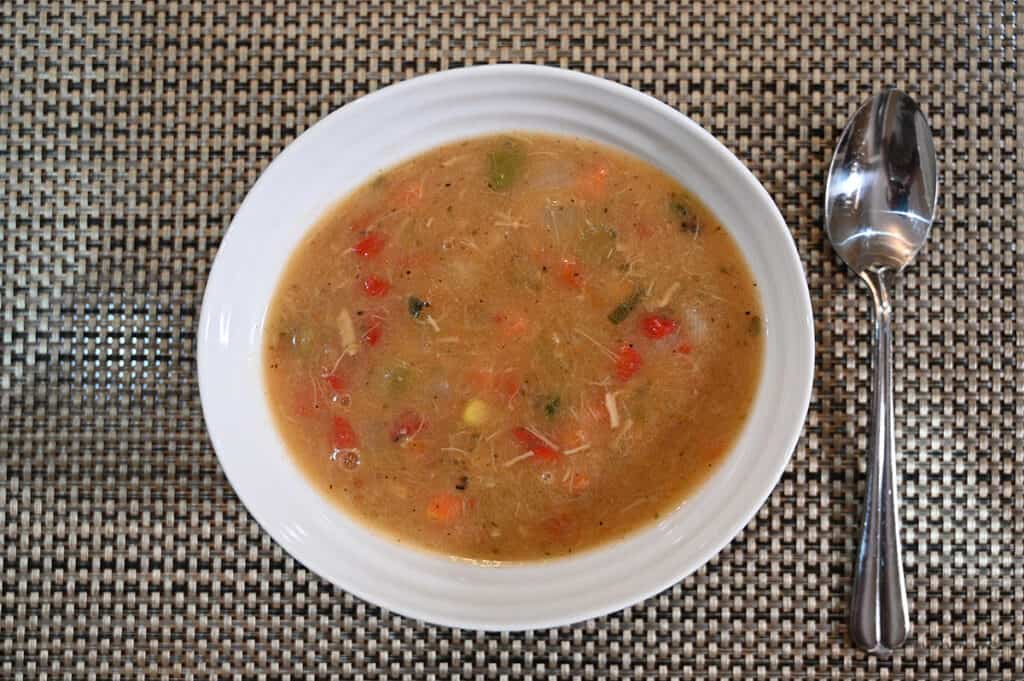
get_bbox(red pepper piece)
[324,373,346,392]
[640,314,678,339]
[511,427,561,461]
[362,275,390,296]
[332,416,359,449]
[353,232,387,257]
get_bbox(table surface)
[3,1,1021,678]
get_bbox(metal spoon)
[824,90,938,654]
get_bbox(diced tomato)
[511,427,561,461]
[426,492,462,522]
[323,373,346,392]
[390,410,426,443]
[362,275,390,296]
[362,317,383,346]
[614,344,643,381]
[353,232,387,257]
[331,416,359,449]
[641,314,678,339]
[557,258,583,288]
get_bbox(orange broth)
[263,133,763,561]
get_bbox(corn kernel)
[462,398,490,426]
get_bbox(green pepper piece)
[408,296,429,318]
[607,287,643,325]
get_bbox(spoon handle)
[849,269,910,654]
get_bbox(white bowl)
[198,65,814,631]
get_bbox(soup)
[264,133,763,561]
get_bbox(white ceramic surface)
[197,65,815,631]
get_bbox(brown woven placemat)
[2,1,1021,678]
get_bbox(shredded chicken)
[656,281,681,308]
[605,391,621,429]
[504,451,535,467]
[338,309,358,357]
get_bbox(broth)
[263,133,763,561]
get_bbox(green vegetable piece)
[669,194,699,234]
[408,296,429,318]
[383,365,411,393]
[578,222,618,266]
[748,315,762,336]
[669,195,690,217]
[543,396,561,418]
[607,287,643,325]
[487,141,525,190]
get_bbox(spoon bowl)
[826,90,938,274]
[824,89,938,655]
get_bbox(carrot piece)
[426,492,462,522]
[557,258,583,288]
[331,416,359,449]
[614,344,643,382]
[362,276,391,296]
[640,314,678,339]
[511,427,561,461]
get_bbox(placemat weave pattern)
[2,1,1021,678]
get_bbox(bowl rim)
[198,63,815,630]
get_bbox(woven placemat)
[2,1,1021,678]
